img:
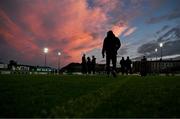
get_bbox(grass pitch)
[0,74,179,117]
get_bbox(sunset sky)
[0,0,180,68]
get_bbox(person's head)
[107,30,115,38]
[122,57,124,60]
[83,54,86,57]
[143,56,146,59]
[87,57,90,61]
[92,55,95,58]
[127,56,129,60]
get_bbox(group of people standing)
[81,30,147,77]
[81,30,121,77]
[120,56,132,75]
[81,54,96,74]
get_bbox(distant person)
[120,57,125,75]
[87,57,91,74]
[81,54,87,74]
[140,56,147,76]
[102,30,121,77]
[91,56,96,74]
[125,56,132,75]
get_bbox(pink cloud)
[0,10,40,60]
[0,0,147,67]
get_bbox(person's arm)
[116,37,121,51]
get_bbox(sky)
[0,0,180,68]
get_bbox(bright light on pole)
[160,43,163,48]
[58,52,61,73]
[58,52,61,56]
[155,48,158,60]
[155,48,158,52]
[44,48,48,67]
[44,48,48,53]
[159,43,163,60]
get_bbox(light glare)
[155,48,158,52]
[58,52,61,56]
[44,48,48,53]
[160,43,163,47]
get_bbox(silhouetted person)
[102,30,121,77]
[91,56,96,74]
[8,60,17,70]
[125,56,132,75]
[120,57,125,75]
[87,57,91,74]
[141,56,147,76]
[81,54,87,74]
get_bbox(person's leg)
[82,64,85,74]
[89,68,91,74]
[89,65,91,74]
[93,65,95,74]
[126,67,129,75]
[112,55,117,72]
[88,67,90,74]
[106,56,110,75]
[93,66,95,74]
[122,67,124,75]
[130,67,132,74]
[84,64,87,74]
[112,55,117,77]
[125,67,128,75]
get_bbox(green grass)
[0,74,179,118]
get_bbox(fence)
[133,60,180,74]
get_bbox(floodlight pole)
[58,55,60,70]
[159,43,163,74]
[160,43,163,60]
[155,48,158,61]
[57,52,61,74]
[44,48,48,67]
[160,47,162,60]
[45,53,47,67]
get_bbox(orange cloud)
[112,23,128,37]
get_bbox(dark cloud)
[0,36,7,45]
[132,55,143,61]
[146,10,180,24]
[118,47,128,56]
[72,45,87,51]
[156,25,170,34]
[157,26,180,42]
[0,0,25,24]
[137,40,180,59]
[137,42,158,54]
[0,38,23,63]
[162,40,180,56]
[0,0,20,13]
[137,26,180,58]
[34,38,62,48]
